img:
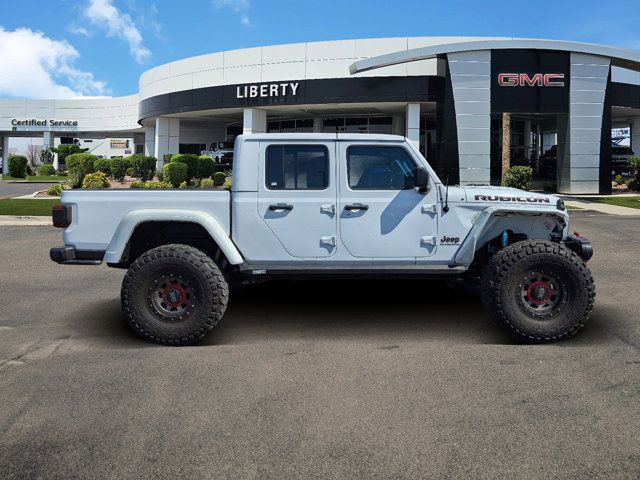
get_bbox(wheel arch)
[454,206,569,267]
[103,209,243,267]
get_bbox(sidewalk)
[0,215,52,226]
[559,195,640,216]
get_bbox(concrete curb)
[0,216,52,226]
[560,196,640,216]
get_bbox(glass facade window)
[267,119,314,133]
[322,117,392,134]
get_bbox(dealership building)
[2,36,640,194]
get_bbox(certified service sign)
[11,119,79,127]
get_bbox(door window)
[266,145,329,190]
[347,146,416,190]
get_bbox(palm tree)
[501,112,511,184]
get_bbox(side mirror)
[405,168,429,192]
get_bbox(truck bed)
[60,189,231,253]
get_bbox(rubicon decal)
[474,195,551,203]
[498,73,565,87]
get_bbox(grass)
[1,175,67,182]
[0,199,59,216]
[588,196,640,210]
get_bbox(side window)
[347,146,417,190]
[266,145,329,190]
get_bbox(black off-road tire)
[121,244,229,346]
[480,240,595,343]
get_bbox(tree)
[53,144,89,166]
[26,144,42,167]
[501,112,511,183]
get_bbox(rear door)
[337,142,438,258]
[257,141,337,258]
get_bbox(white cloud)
[0,27,108,99]
[68,25,90,36]
[213,0,252,27]
[83,0,151,63]
[212,0,250,11]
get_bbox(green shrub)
[198,156,215,179]
[162,153,174,164]
[213,171,226,186]
[110,157,129,182]
[47,184,64,196]
[26,165,33,176]
[170,154,199,180]
[54,144,88,166]
[543,181,557,192]
[200,178,214,189]
[162,162,188,187]
[502,166,533,191]
[129,154,157,181]
[8,155,28,178]
[66,153,97,188]
[222,177,232,190]
[624,178,639,190]
[38,163,56,176]
[94,158,111,176]
[126,167,135,177]
[627,156,640,173]
[82,171,110,189]
[156,169,163,182]
[179,181,188,189]
[613,174,623,185]
[133,180,172,189]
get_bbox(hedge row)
[66,154,158,187]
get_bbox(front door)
[257,141,337,258]
[337,143,438,258]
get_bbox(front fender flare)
[453,206,569,267]
[103,209,243,265]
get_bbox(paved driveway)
[0,213,639,479]
[0,181,55,199]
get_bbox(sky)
[0,0,639,99]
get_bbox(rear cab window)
[265,145,329,190]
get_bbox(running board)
[242,265,466,276]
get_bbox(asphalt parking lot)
[0,181,56,199]
[1,212,639,480]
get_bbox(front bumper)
[563,235,593,262]
[50,246,104,265]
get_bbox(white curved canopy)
[350,38,640,75]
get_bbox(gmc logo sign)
[498,73,565,87]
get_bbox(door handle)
[344,204,369,211]
[268,204,293,211]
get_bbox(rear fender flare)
[103,209,243,265]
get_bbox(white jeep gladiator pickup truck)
[50,133,595,345]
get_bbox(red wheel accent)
[526,280,553,306]
[161,282,187,308]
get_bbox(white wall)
[139,37,508,101]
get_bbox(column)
[1,137,9,176]
[447,50,491,186]
[631,117,640,157]
[523,121,532,160]
[559,53,610,194]
[154,118,180,168]
[43,132,56,169]
[144,126,155,157]
[313,117,323,133]
[392,115,404,136]
[243,108,267,134]
[405,103,420,150]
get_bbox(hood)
[461,185,561,207]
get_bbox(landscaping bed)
[587,196,640,210]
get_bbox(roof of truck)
[237,133,407,142]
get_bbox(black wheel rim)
[147,274,195,322]
[517,269,568,319]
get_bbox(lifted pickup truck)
[51,134,595,345]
